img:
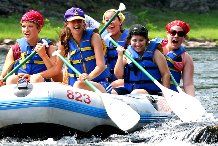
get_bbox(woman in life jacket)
[0,10,56,86]
[101,9,129,91]
[161,20,195,96]
[39,7,110,92]
[113,24,170,95]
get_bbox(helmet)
[129,24,148,39]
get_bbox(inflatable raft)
[0,82,172,132]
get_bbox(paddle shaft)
[107,38,161,85]
[3,51,36,82]
[54,52,99,93]
[100,10,121,34]
[106,36,207,122]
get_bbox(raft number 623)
[66,90,91,104]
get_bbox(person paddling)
[39,7,110,92]
[101,9,128,90]
[160,20,195,96]
[113,24,170,95]
[0,10,56,86]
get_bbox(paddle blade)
[101,93,140,131]
[161,86,206,122]
[118,3,126,11]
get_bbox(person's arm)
[87,33,106,80]
[85,15,100,29]
[154,50,170,88]
[182,53,195,96]
[0,48,15,79]
[114,46,127,79]
[35,43,55,69]
[39,42,64,79]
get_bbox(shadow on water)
[0,123,125,142]
[193,125,218,144]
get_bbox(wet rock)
[0,44,10,51]
[3,39,14,45]
[183,40,217,48]
[193,125,218,143]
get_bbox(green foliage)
[131,8,218,40]
[40,18,62,41]
[0,8,218,42]
[0,15,63,42]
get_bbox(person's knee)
[6,75,19,84]
[73,81,85,88]
[95,84,106,93]
[30,74,44,83]
[131,89,148,94]
[111,89,118,94]
[111,79,124,88]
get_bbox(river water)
[0,47,218,145]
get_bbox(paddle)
[2,51,36,82]
[99,3,126,34]
[170,73,186,93]
[52,50,140,131]
[104,34,207,122]
[2,39,48,82]
[169,73,209,120]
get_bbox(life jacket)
[124,40,162,94]
[16,38,51,75]
[67,29,110,86]
[152,38,186,92]
[165,46,186,91]
[104,29,129,82]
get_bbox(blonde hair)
[102,9,125,24]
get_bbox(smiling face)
[166,25,185,50]
[130,35,147,54]
[21,21,40,43]
[66,19,86,37]
[103,11,122,38]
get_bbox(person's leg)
[6,75,19,84]
[131,89,148,94]
[52,71,63,82]
[30,74,45,83]
[110,79,124,88]
[112,87,130,95]
[73,81,107,93]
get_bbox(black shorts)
[114,87,163,96]
[113,87,130,95]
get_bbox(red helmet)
[166,20,190,35]
[21,10,44,26]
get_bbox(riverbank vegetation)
[0,8,218,44]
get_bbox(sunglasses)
[169,30,185,37]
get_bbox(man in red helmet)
[0,10,58,86]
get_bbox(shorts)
[113,87,162,96]
[44,78,51,82]
[98,80,111,93]
[113,87,131,95]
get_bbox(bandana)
[166,20,190,35]
[21,10,44,26]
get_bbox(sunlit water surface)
[0,47,217,145]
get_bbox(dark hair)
[59,23,72,56]
[59,23,99,56]
[125,24,149,48]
